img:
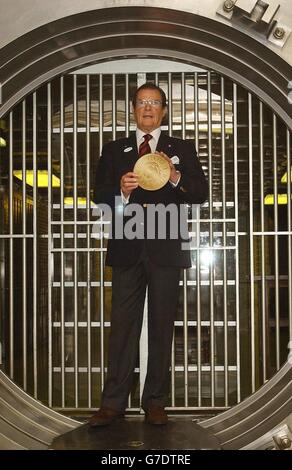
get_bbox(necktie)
[139,134,153,157]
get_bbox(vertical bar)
[233,83,241,402]
[86,74,92,408]
[100,215,105,391]
[195,74,202,407]
[168,70,174,405]
[221,77,229,407]
[181,72,189,406]
[47,84,53,406]
[60,76,65,407]
[196,212,202,408]
[259,101,267,382]
[99,74,105,390]
[181,72,186,140]
[168,73,172,137]
[273,114,280,370]
[125,74,130,138]
[112,75,116,141]
[181,72,188,406]
[207,71,215,406]
[73,75,78,407]
[194,73,199,150]
[33,92,38,398]
[22,100,27,390]
[183,270,188,406]
[248,93,256,393]
[287,129,292,343]
[9,111,14,379]
[99,75,103,154]
[137,73,146,88]
[139,293,148,410]
[171,333,175,407]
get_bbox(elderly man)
[90,82,208,426]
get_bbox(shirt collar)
[136,127,161,144]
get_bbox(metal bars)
[0,70,291,414]
[259,101,267,383]
[233,83,241,404]
[273,114,280,371]
[221,77,229,407]
[287,129,292,343]
[86,74,92,409]
[22,100,27,391]
[207,71,215,407]
[73,75,78,407]
[248,92,256,393]
[9,111,13,380]
[47,83,53,406]
[60,77,65,407]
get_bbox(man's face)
[133,88,167,133]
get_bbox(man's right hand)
[120,172,139,198]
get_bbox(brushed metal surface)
[0,6,291,131]
[0,370,80,449]
[0,1,291,450]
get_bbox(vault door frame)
[0,5,291,448]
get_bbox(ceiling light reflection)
[200,250,214,272]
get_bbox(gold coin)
[133,153,171,191]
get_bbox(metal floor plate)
[50,416,221,450]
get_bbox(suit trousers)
[101,246,181,412]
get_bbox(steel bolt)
[273,27,285,39]
[278,436,291,450]
[223,0,235,12]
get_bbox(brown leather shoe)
[144,406,168,425]
[88,407,124,427]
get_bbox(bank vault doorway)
[0,58,291,416]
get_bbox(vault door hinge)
[217,0,291,47]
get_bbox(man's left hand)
[156,151,181,184]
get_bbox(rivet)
[223,0,235,12]
[278,436,291,450]
[273,27,285,39]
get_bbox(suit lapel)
[121,133,138,165]
[156,133,173,156]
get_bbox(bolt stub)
[223,0,235,13]
[273,27,285,39]
[278,436,291,449]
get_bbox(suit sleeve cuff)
[121,189,130,205]
[169,172,181,188]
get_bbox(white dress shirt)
[136,127,161,154]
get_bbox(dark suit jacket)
[93,132,208,267]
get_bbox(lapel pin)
[124,147,133,152]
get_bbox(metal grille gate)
[0,69,291,413]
